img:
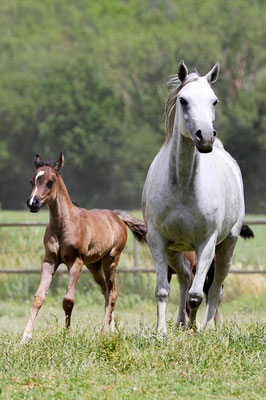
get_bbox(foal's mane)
[164,72,199,145]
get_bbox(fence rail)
[0,267,265,274]
[1,219,266,227]
[1,219,266,275]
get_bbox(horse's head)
[27,153,64,213]
[176,60,220,153]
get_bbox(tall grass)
[0,211,265,398]
[0,319,265,399]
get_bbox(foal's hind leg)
[62,257,83,329]
[101,252,120,330]
[21,259,57,343]
[202,234,237,328]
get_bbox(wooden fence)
[0,219,266,275]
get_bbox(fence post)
[133,239,140,269]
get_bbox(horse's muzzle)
[27,196,41,213]
[196,142,213,153]
[194,129,215,153]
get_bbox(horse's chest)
[161,209,209,250]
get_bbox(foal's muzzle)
[27,196,41,213]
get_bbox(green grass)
[0,210,265,399]
[0,312,265,399]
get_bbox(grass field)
[0,210,265,399]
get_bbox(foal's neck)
[169,123,198,190]
[48,176,75,232]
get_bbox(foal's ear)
[205,62,220,84]
[53,153,64,171]
[177,60,188,82]
[34,154,42,169]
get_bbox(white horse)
[142,61,245,332]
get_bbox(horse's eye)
[180,97,188,106]
[46,179,54,189]
[213,99,219,106]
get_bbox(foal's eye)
[213,99,219,106]
[179,97,188,106]
[46,179,54,189]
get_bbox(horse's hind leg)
[21,259,57,343]
[203,259,220,325]
[101,252,120,330]
[62,257,83,329]
[167,250,190,328]
[202,234,237,328]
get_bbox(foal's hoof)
[176,321,187,331]
[21,332,32,344]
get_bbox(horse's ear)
[53,153,64,171]
[178,60,188,82]
[34,154,42,169]
[205,62,220,84]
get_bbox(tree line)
[0,0,265,212]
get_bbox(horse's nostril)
[33,198,39,206]
[195,130,203,140]
[26,198,31,208]
[213,130,217,137]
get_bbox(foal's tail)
[240,224,255,239]
[114,210,147,243]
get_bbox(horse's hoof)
[188,292,203,308]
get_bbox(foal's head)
[27,154,64,213]
[166,60,220,153]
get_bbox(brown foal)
[21,153,146,343]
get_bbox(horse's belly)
[168,241,194,251]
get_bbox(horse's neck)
[48,177,75,233]
[169,124,198,190]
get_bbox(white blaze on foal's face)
[29,170,45,206]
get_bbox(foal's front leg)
[21,259,56,343]
[62,257,83,328]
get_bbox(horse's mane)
[164,72,199,145]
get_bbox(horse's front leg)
[63,258,83,329]
[202,234,237,328]
[167,250,191,328]
[21,259,57,343]
[148,230,169,333]
[188,237,216,330]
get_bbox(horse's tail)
[114,210,147,243]
[240,224,255,239]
